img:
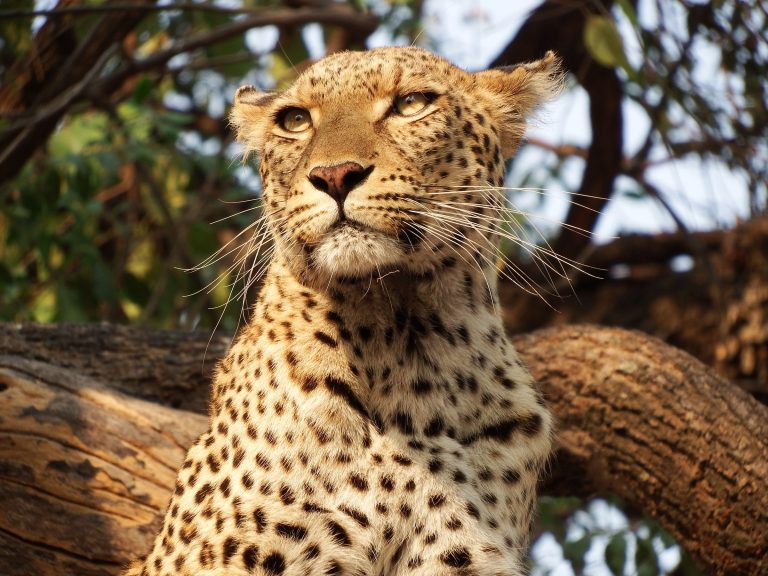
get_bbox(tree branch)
[0,322,766,574]
[491,0,623,263]
[0,3,379,188]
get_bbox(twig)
[88,6,379,97]
[0,2,346,19]
[0,45,117,164]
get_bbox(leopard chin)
[309,223,405,279]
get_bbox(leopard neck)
[217,255,523,441]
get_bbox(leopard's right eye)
[278,108,312,132]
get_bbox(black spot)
[253,507,267,532]
[314,331,338,348]
[263,552,286,574]
[383,524,394,541]
[279,484,296,505]
[410,379,432,395]
[325,376,369,420]
[326,520,352,546]
[428,493,446,508]
[349,472,369,491]
[441,547,472,568]
[302,376,319,392]
[326,310,343,324]
[194,483,213,504]
[424,416,444,437]
[357,325,373,341]
[304,544,321,560]
[482,493,498,505]
[429,313,455,344]
[275,522,308,541]
[460,418,521,445]
[521,413,543,436]
[340,504,370,527]
[503,468,521,483]
[222,537,238,563]
[243,545,259,569]
[392,453,412,466]
[392,411,414,435]
[255,453,271,471]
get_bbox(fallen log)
[0,323,766,575]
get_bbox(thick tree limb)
[0,322,766,574]
[514,326,768,575]
[0,355,207,576]
[501,217,768,400]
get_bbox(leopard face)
[231,47,560,284]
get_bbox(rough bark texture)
[0,354,207,576]
[501,217,768,403]
[514,326,768,576]
[0,322,766,575]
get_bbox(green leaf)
[188,221,219,259]
[635,536,659,576]
[605,534,627,575]
[615,0,639,28]
[584,15,628,69]
[562,534,591,573]
[123,271,152,306]
[131,76,155,104]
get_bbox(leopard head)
[230,47,561,286]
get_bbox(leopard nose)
[308,162,373,203]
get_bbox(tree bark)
[501,217,768,403]
[0,354,207,576]
[0,323,766,575]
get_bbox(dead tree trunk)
[0,323,766,575]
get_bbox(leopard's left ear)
[475,51,564,158]
[229,85,278,157]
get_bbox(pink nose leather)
[308,162,370,203]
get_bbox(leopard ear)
[475,51,564,158]
[229,86,278,156]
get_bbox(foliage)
[534,497,704,576]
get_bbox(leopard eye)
[279,107,312,132]
[393,93,431,116]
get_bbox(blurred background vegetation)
[1,0,766,574]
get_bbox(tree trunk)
[0,323,766,575]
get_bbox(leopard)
[124,46,562,576]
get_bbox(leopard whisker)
[406,196,547,302]
[184,211,284,272]
[422,215,550,302]
[423,196,600,235]
[422,183,611,203]
[209,202,266,225]
[412,207,595,280]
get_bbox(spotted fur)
[125,47,562,576]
